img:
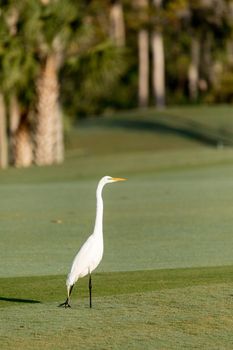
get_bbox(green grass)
[1,106,233,349]
[1,266,233,305]
[1,267,233,349]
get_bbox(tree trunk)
[14,114,33,168]
[0,93,8,169]
[35,53,62,166]
[136,0,149,108]
[9,94,20,165]
[151,31,165,108]
[138,29,149,107]
[188,36,200,101]
[109,0,125,47]
[151,0,165,108]
[53,102,64,164]
[8,95,34,168]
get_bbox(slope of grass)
[166,105,233,129]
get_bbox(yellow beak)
[112,177,127,182]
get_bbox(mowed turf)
[1,268,233,349]
[1,106,233,349]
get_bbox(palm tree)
[34,0,73,166]
[35,0,114,165]
[2,0,122,168]
[35,52,61,165]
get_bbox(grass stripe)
[1,265,233,307]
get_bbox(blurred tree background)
[0,0,232,169]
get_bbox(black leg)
[69,284,74,296]
[59,284,74,308]
[89,274,92,308]
[59,298,71,308]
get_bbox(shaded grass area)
[67,106,233,154]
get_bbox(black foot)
[59,299,71,308]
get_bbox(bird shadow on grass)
[0,296,41,304]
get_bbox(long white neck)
[93,181,104,237]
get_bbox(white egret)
[59,176,126,308]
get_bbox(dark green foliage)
[61,43,129,117]
[0,2,38,101]
[0,0,233,120]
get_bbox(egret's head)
[102,176,127,184]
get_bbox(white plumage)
[59,175,126,308]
